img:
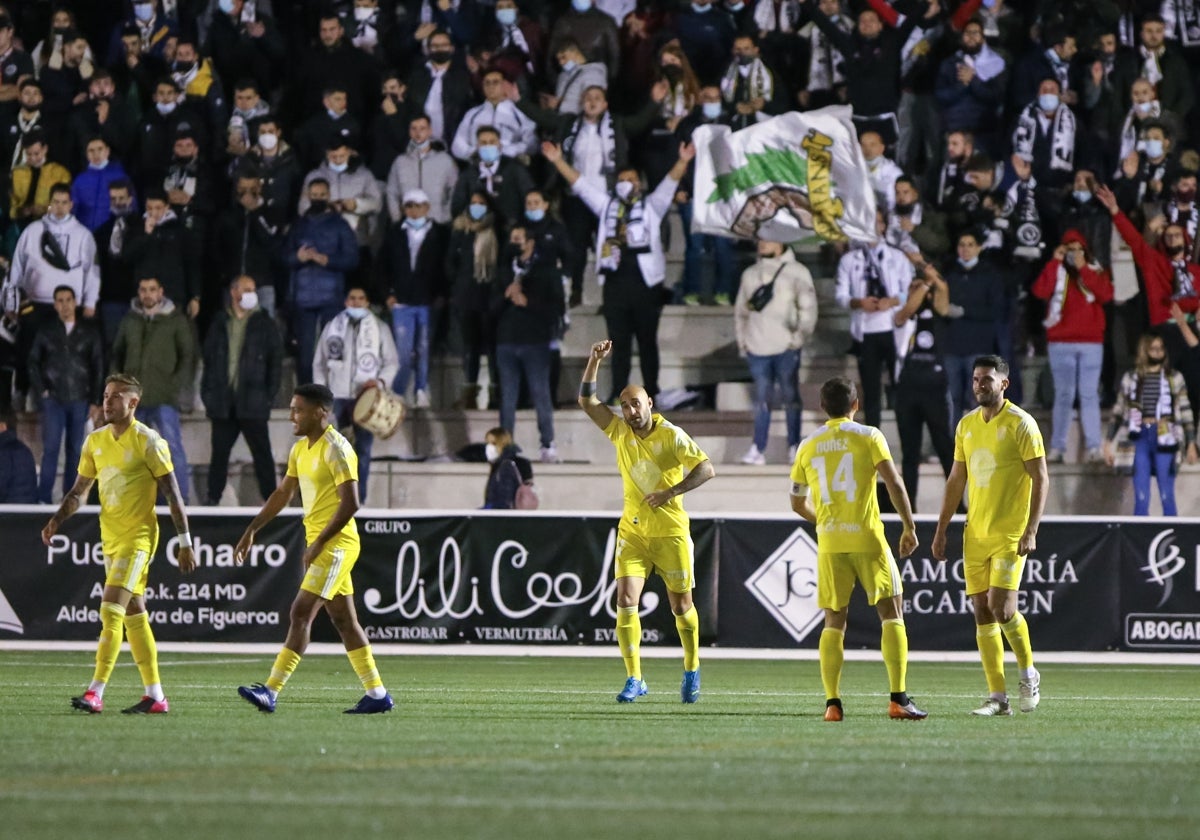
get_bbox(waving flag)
[691,106,877,244]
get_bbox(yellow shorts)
[104,550,152,596]
[614,531,694,594]
[300,542,359,599]
[817,549,901,610]
[963,538,1025,595]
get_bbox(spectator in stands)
[548,0,621,83]
[170,35,228,153]
[95,179,138,349]
[1113,14,1194,128]
[672,0,736,88]
[2,80,47,170]
[0,13,36,127]
[482,426,534,509]
[312,285,398,504]
[206,0,285,100]
[492,225,563,462]
[163,128,217,246]
[1059,170,1112,271]
[1010,23,1076,113]
[379,189,450,409]
[546,39,607,115]
[110,275,195,502]
[451,125,536,232]
[641,44,699,187]
[28,285,103,504]
[480,0,545,90]
[109,22,167,113]
[1011,78,1076,200]
[835,210,913,429]
[124,188,202,321]
[734,240,817,465]
[369,72,412,183]
[298,138,384,282]
[1031,230,1113,464]
[1114,119,1179,220]
[0,410,36,504]
[223,80,271,163]
[447,191,500,410]
[239,116,301,228]
[106,1,176,69]
[291,13,379,127]
[861,130,903,213]
[891,265,954,509]
[1111,77,1183,167]
[933,130,976,211]
[386,114,458,225]
[404,0,480,50]
[934,17,1008,152]
[542,140,695,402]
[286,177,360,386]
[347,0,397,65]
[796,0,850,111]
[675,85,733,306]
[1105,332,1196,516]
[294,85,363,173]
[136,78,196,192]
[212,172,282,316]
[941,230,1006,418]
[405,30,474,149]
[200,275,281,506]
[71,137,130,232]
[8,132,71,228]
[720,33,775,132]
[1165,171,1200,260]
[451,69,539,162]
[64,71,137,172]
[39,30,93,140]
[886,176,950,266]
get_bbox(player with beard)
[578,340,715,703]
[932,355,1048,716]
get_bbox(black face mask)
[963,43,982,56]
[308,200,329,215]
[1148,354,1166,365]
[429,50,454,65]
[662,65,682,83]
[894,202,916,216]
[736,54,754,66]
[1167,244,1186,257]
[173,60,196,75]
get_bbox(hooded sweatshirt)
[1031,229,1114,344]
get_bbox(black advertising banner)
[1116,522,1200,649]
[717,518,1122,651]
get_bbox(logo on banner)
[0,586,24,634]
[1143,529,1188,607]
[744,528,823,642]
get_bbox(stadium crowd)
[0,0,1199,516]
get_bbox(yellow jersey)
[954,400,1045,543]
[77,420,174,560]
[791,418,891,554]
[286,425,360,549]
[603,413,709,538]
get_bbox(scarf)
[564,111,616,176]
[1013,103,1074,174]
[109,216,127,256]
[1042,260,1098,329]
[498,24,533,73]
[962,45,1005,82]
[172,61,200,93]
[1118,100,1160,161]
[1165,200,1200,244]
[477,160,500,195]
[937,159,964,206]
[598,194,649,273]
[661,82,692,119]
[1004,176,1043,259]
[803,17,847,90]
[352,8,380,50]
[885,203,923,255]
[11,111,40,169]
[453,212,498,283]
[1125,369,1181,446]
[324,310,383,381]
[862,247,886,299]
[754,0,802,33]
[721,57,772,106]
[1171,258,1196,299]
[1045,48,1071,92]
[1170,0,1200,47]
[1140,44,1165,86]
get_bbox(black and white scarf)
[1013,103,1074,174]
[1166,0,1200,47]
[1044,48,1071,93]
[1165,200,1200,244]
[721,57,773,107]
[1139,44,1166,87]
[1118,100,1160,162]
[753,0,802,34]
[323,310,383,381]
[498,24,533,73]
[1042,260,1099,329]
[563,111,616,176]
[1003,177,1044,259]
[352,8,380,50]
[477,160,501,196]
[10,110,41,169]
[1171,259,1196,299]
[598,195,649,273]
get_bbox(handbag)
[507,460,539,510]
[746,262,785,312]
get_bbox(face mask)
[308,199,329,214]
[561,59,577,73]
[354,6,375,21]
[691,2,711,12]
[345,307,369,320]
[88,160,109,170]
[1177,188,1197,203]
[662,65,682,83]
[1073,190,1093,204]
[616,180,636,201]
[571,0,592,12]
[702,101,722,120]
[134,3,154,22]
[219,0,236,13]
[959,256,979,269]
[728,2,745,10]
[864,154,881,166]
[525,208,545,223]
[1037,93,1059,112]
[407,215,428,229]
[155,100,177,115]
[893,201,915,216]
[736,54,754,66]
[238,290,259,311]
[429,50,454,64]
[110,202,133,217]
[982,0,997,7]
[485,443,500,463]
[1145,139,1165,159]
[258,132,278,150]
[173,61,196,76]
[468,203,487,220]
[1136,100,1156,115]
[478,144,500,163]
[496,8,517,25]
[1148,354,1166,365]
[1167,243,1185,257]
[328,160,349,173]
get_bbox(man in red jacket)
[1096,184,1200,413]
[1031,230,1113,463]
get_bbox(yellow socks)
[616,606,641,679]
[265,648,302,694]
[91,601,127,690]
[347,645,387,698]
[819,627,844,700]
[976,623,1007,696]
[880,618,908,693]
[1001,613,1034,671]
[675,606,700,672]
[123,611,161,696]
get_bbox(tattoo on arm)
[52,478,94,526]
[671,460,715,498]
[157,473,190,536]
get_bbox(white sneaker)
[970,697,1013,716]
[1046,449,1064,464]
[539,445,559,463]
[740,445,766,466]
[1018,668,1041,712]
[1085,447,1104,464]
[787,444,799,463]
[414,389,431,408]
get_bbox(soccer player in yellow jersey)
[932,355,1048,716]
[579,340,716,703]
[790,377,927,721]
[234,384,393,714]
[42,373,196,714]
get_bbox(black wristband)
[579,381,597,399]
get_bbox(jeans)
[746,350,801,451]
[496,342,555,449]
[855,331,895,429]
[679,201,735,298]
[391,304,431,397]
[943,353,976,420]
[137,404,191,502]
[207,411,277,504]
[1047,342,1104,451]
[1132,424,1177,516]
[333,398,373,504]
[292,302,342,386]
[38,397,89,503]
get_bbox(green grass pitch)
[1,651,1197,840]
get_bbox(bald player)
[579,340,716,703]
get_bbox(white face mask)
[354,6,375,21]
[345,307,369,320]
[485,443,500,463]
[238,290,259,311]
[156,100,177,115]
[258,132,278,150]
[615,180,636,201]
[328,160,349,173]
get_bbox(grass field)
[0,650,1197,840]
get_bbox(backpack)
[507,460,539,510]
